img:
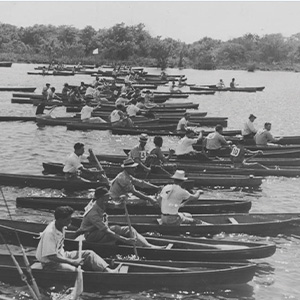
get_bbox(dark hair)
[74,142,84,150]
[215,124,223,132]
[51,87,55,91]
[54,206,74,220]
[264,122,271,127]
[154,136,163,147]
[116,104,125,110]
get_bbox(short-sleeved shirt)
[242,120,257,136]
[254,130,277,146]
[126,104,140,117]
[175,136,198,155]
[115,97,129,107]
[110,109,122,123]
[160,184,192,215]
[205,132,227,150]
[129,144,148,163]
[36,221,66,263]
[176,117,188,131]
[63,152,83,173]
[79,203,108,239]
[81,105,94,120]
[109,171,135,199]
[42,87,49,99]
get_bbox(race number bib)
[230,146,240,157]
[140,150,147,162]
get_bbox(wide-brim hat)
[171,170,188,181]
[121,158,138,168]
[249,114,257,119]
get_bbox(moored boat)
[0,62,12,67]
[0,86,36,92]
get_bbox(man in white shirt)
[254,122,282,146]
[175,129,204,158]
[126,99,141,117]
[158,170,203,225]
[115,93,130,107]
[242,114,257,139]
[80,101,106,123]
[36,206,120,272]
[176,113,199,132]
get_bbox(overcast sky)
[0,1,300,43]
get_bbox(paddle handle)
[122,196,138,257]
[88,149,104,172]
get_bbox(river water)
[0,64,300,299]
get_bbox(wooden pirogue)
[71,213,300,236]
[16,195,252,213]
[0,254,256,291]
[190,86,265,92]
[0,219,276,261]
[0,86,36,92]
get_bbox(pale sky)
[0,1,300,43]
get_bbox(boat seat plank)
[228,217,239,224]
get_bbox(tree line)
[1,22,300,71]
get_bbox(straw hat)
[171,170,188,181]
[139,133,148,142]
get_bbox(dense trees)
[1,21,300,70]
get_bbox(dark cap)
[94,187,111,198]
[249,114,256,119]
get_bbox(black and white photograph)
[0,1,300,299]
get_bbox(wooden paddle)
[121,195,138,257]
[71,235,84,300]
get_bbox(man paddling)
[77,187,162,248]
[109,157,160,205]
[158,170,203,225]
[80,100,106,123]
[203,124,232,157]
[254,122,282,146]
[35,99,57,118]
[36,206,120,272]
[176,112,200,133]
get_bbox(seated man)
[175,129,208,161]
[128,134,150,172]
[80,100,106,123]
[36,206,119,272]
[47,87,61,101]
[216,79,225,89]
[176,112,199,132]
[109,104,134,128]
[109,158,160,204]
[254,122,282,146]
[77,187,161,248]
[242,114,257,139]
[203,124,232,157]
[158,170,203,225]
[230,139,267,169]
[115,92,130,107]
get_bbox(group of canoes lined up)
[1,64,300,295]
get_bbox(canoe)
[153,91,215,96]
[190,86,265,92]
[0,62,12,67]
[16,195,252,214]
[0,86,36,92]
[66,122,177,131]
[0,219,276,261]
[73,213,300,236]
[100,102,200,110]
[0,116,36,122]
[0,254,256,291]
[27,71,75,76]
[0,173,107,191]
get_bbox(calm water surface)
[1,64,300,299]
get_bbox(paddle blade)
[71,266,83,300]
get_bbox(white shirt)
[242,120,257,136]
[110,109,121,123]
[175,136,198,155]
[115,97,129,107]
[160,184,192,215]
[63,152,83,173]
[126,104,140,117]
[80,105,94,120]
[36,221,66,263]
[176,117,188,131]
[85,86,95,97]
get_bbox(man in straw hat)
[109,157,160,205]
[77,187,163,248]
[241,114,258,139]
[158,170,203,225]
[128,133,151,172]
